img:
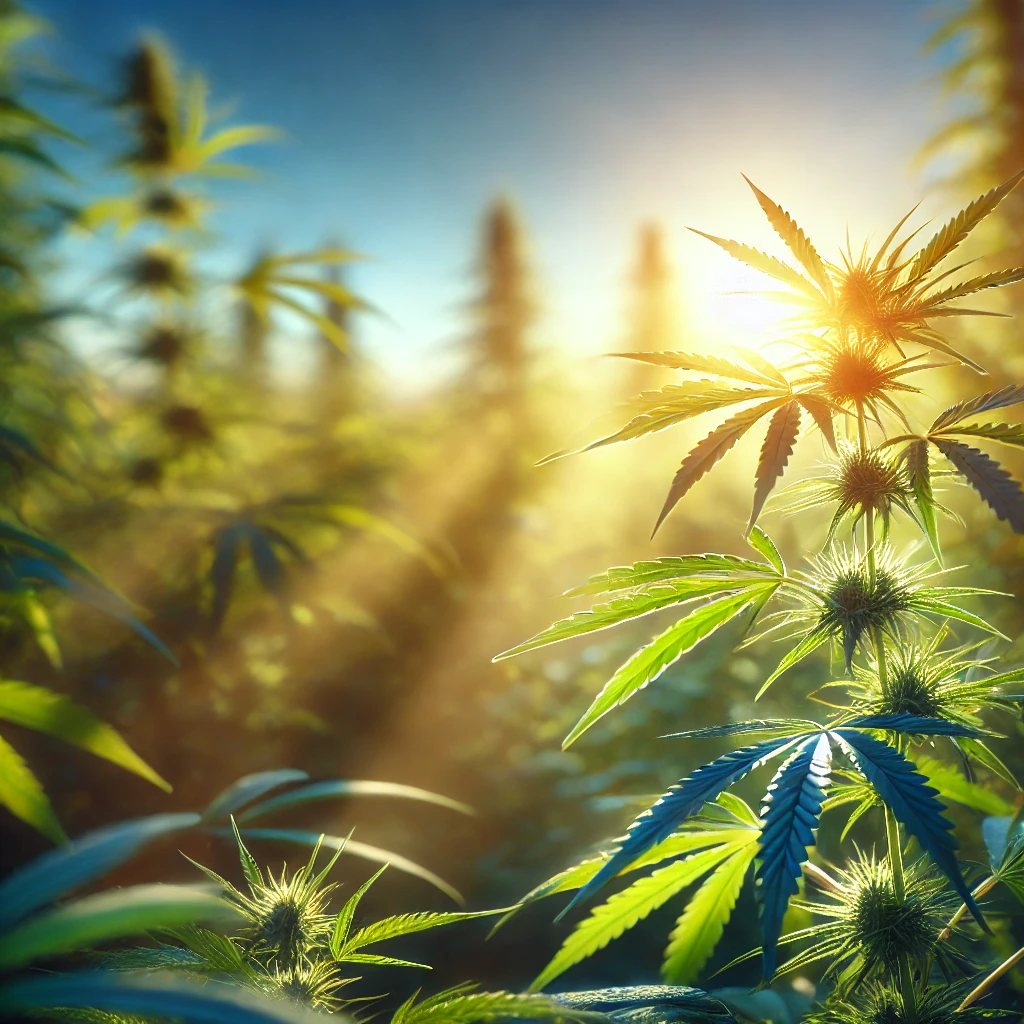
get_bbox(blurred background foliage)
[3,0,1024,1012]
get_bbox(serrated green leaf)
[564,587,774,747]
[916,755,1016,816]
[688,229,821,300]
[906,438,941,563]
[757,630,829,698]
[608,350,783,387]
[496,578,761,661]
[545,384,781,463]
[393,985,580,1024]
[743,177,833,298]
[343,907,504,956]
[661,839,759,983]
[229,818,263,887]
[906,170,1024,283]
[563,554,777,598]
[749,402,801,531]
[746,527,785,574]
[655,398,790,533]
[330,863,386,957]
[530,842,750,992]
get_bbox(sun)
[698,255,790,355]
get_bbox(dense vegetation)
[4,3,1024,1023]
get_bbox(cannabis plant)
[76,36,430,635]
[0,811,329,1024]
[497,174,1024,1020]
[104,818,613,1024]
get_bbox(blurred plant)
[233,245,367,372]
[0,673,170,842]
[0,500,175,842]
[459,197,535,408]
[0,3,86,517]
[618,222,676,397]
[920,1,1024,246]
[497,175,1024,1019]
[69,35,434,642]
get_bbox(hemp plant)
[496,172,1024,1022]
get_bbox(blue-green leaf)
[7,556,176,662]
[557,735,805,919]
[202,770,309,823]
[0,885,239,968]
[0,970,325,1024]
[661,720,818,741]
[0,813,199,929]
[247,524,287,599]
[238,778,472,822]
[843,713,990,737]
[756,734,832,978]
[210,523,245,628]
[834,729,986,929]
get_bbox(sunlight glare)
[698,257,791,355]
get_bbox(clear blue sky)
[31,0,954,386]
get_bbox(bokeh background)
[3,0,1024,1006]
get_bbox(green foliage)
[110,825,572,1021]
[504,175,1024,1021]
[0,812,327,1024]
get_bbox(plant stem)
[859,399,917,1022]
[884,804,906,901]
[939,874,999,941]
[957,945,1024,1010]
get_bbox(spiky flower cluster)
[806,547,913,667]
[805,984,1015,1024]
[843,856,950,974]
[814,334,919,408]
[835,449,907,522]
[226,858,334,972]
[271,960,347,1012]
[792,854,964,995]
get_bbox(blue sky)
[31,0,956,387]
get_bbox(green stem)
[858,400,917,1021]
[939,874,999,941]
[957,945,1024,1011]
[884,804,906,901]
